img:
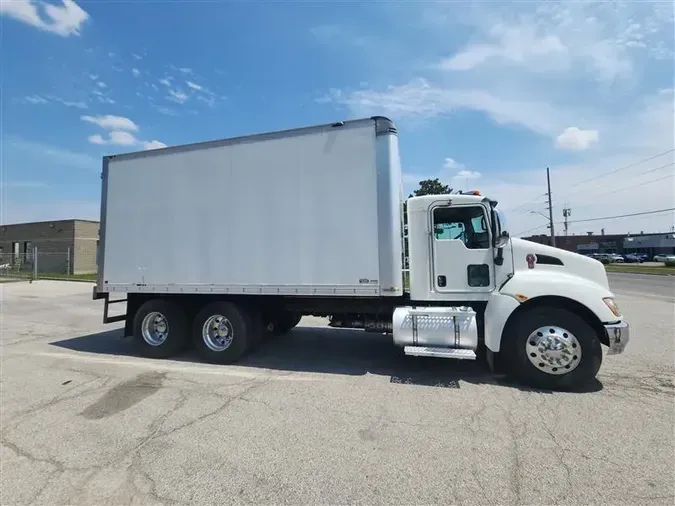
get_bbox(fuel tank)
[392,306,478,350]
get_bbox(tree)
[408,178,452,198]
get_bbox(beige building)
[0,219,99,275]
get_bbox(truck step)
[404,346,477,360]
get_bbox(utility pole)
[563,205,571,236]
[546,167,556,247]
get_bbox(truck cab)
[406,193,511,300]
[399,191,630,389]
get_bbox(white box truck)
[93,116,630,389]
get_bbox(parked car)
[623,253,643,263]
[654,254,675,264]
[594,253,622,264]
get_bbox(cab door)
[430,203,495,294]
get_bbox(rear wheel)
[502,307,602,390]
[133,299,189,359]
[192,301,257,364]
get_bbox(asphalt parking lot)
[1,276,673,506]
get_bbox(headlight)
[603,297,621,317]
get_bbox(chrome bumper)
[604,321,629,355]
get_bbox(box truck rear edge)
[93,116,630,390]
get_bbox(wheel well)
[502,295,608,347]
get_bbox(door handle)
[437,275,447,287]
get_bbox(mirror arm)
[495,247,504,266]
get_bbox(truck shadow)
[50,325,603,394]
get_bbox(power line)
[512,207,675,236]
[568,207,675,225]
[505,152,674,214]
[565,149,675,190]
[503,193,548,214]
[513,223,549,236]
[640,161,675,177]
[566,172,674,205]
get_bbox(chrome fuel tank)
[392,306,478,350]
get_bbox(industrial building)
[524,231,675,257]
[0,219,99,275]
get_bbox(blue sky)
[1,0,674,236]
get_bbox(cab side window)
[433,206,490,249]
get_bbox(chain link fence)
[0,247,95,282]
[0,252,35,281]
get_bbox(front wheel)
[503,307,602,390]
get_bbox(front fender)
[485,271,621,352]
[484,292,521,352]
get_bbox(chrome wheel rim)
[203,315,234,352]
[141,312,169,346]
[526,325,582,375]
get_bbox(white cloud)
[456,169,482,180]
[443,157,462,170]
[323,79,568,136]
[82,115,166,151]
[433,2,672,81]
[0,0,89,37]
[88,131,166,150]
[555,127,599,151]
[132,53,142,60]
[108,51,115,57]
[152,105,179,117]
[186,81,202,91]
[440,25,567,71]
[25,95,48,104]
[108,131,137,145]
[97,81,107,88]
[167,89,188,104]
[178,67,192,74]
[88,73,98,80]
[24,95,87,108]
[131,68,141,77]
[81,115,139,132]
[159,78,173,87]
[48,96,87,108]
[87,134,105,145]
[143,140,167,150]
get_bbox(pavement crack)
[502,406,524,505]
[535,407,576,499]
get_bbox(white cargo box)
[98,117,404,297]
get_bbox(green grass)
[605,264,675,275]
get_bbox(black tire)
[502,306,602,390]
[271,312,302,336]
[192,301,255,364]
[132,299,189,359]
